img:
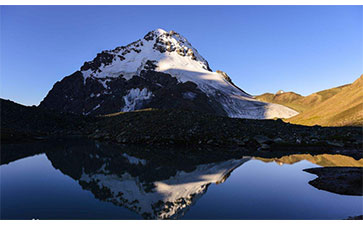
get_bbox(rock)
[116,137,127,143]
[231,138,245,146]
[273,137,284,143]
[253,135,270,144]
[116,135,124,143]
[242,137,250,142]
[346,215,363,220]
[326,140,344,147]
[93,133,104,139]
[257,144,270,151]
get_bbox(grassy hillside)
[255,84,350,113]
[287,75,363,126]
[255,92,306,112]
[255,75,362,126]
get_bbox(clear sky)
[1,5,362,106]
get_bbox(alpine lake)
[1,138,362,220]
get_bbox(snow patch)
[92,104,100,111]
[122,153,147,165]
[122,88,153,112]
[84,103,102,115]
[182,92,197,100]
[98,79,111,89]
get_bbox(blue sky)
[1,5,362,106]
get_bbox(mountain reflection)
[254,154,363,167]
[44,139,250,219]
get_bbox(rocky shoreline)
[85,109,363,159]
[1,99,362,159]
[304,167,363,196]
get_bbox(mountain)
[288,75,363,126]
[255,75,363,126]
[39,29,297,119]
[45,139,250,219]
[255,91,306,112]
[255,154,363,167]
[75,157,248,219]
[255,84,350,113]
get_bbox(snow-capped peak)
[41,29,299,119]
[153,28,168,35]
[80,28,213,82]
[78,29,299,119]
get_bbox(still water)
[1,139,362,219]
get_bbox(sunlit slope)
[255,75,362,126]
[255,92,306,112]
[287,75,363,126]
[255,84,350,113]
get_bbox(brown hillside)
[255,75,362,126]
[255,92,305,112]
[287,75,363,126]
[255,84,350,113]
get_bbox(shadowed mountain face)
[39,29,297,119]
[39,70,227,117]
[255,75,363,126]
[43,140,250,219]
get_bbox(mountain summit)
[40,29,298,119]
